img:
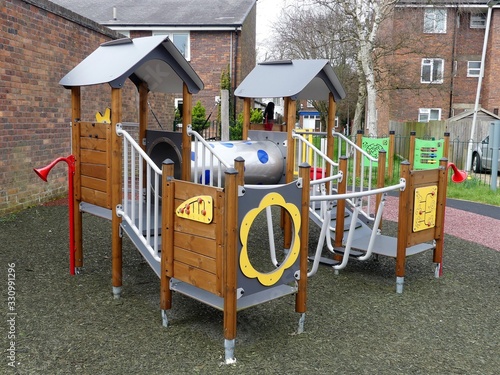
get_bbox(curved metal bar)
[310,180,406,202]
[357,199,385,261]
[187,127,233,169]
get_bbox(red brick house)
[49,0,257,122]
[0,0,256,215]
[377,0,500,134]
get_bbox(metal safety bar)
[307,179,406,277]
[116,124,162,262]
[332,131,379,222]
[188,127,232,188]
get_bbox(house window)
[467,61,481,77]
[306,100,314,108]
[470,13,487,29]
[418,108,441,122]
[424,9,447,33]
[153,31,190,60]
[421,58,444,83]
[117,30,131,38]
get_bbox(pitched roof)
[234,60,346,101]
[397,0,491,7]
[49,0,256,27]
[59,36,204,94]
[447,108,500,121]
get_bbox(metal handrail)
[307,179,406,277]
[116,124,162,262]
[188,127,232,187]
[331,131,379,221]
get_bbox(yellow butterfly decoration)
[95,108,111,123]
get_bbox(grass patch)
[447,175,500,206]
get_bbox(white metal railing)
[116,124,162,262]
[188,127,232,187]
[307,179,406,277]
[332,131,379,221]
[292,130,343,222]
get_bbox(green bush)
[250,108,263,123]
[229,109,264,140]
[191,101,208,132]
[230,113,243,140]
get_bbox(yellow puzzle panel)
[176,195,213,224]
[413,185,437,232]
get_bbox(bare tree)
[268,3,358,133]
[269,1,455,136]
[314,0,399,136]
[268,0,399,135]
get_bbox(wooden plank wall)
[171,180,224,297]
[78,122,111,208]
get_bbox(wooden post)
[356,129,363,177]
[242,98,251,141]
[160,160,175,320]
[335,156,348,248]
[234,156,245,186]
[139,83,148,151]
[111,87,123,298]
[182,83,192,181]
[443,132,450,160]
[284,98,297,249]
[283,97,289,133]
[376,150,386,231]
[71,87,83,271]
[396,161,411,293]
[409,131,416,169]
[433,158,448,277]
[223,167,239,362]
[295,163,310,314]
[388,130,395,181]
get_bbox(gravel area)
[1,201,499,374]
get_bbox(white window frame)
[421,58,444,84]
[117,30,131,38]
[418,108,441,122]
[153,31,190,60]
[424,9,447,33]
[467,61,482,77]
[470,13,487,29]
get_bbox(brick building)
[377,0,500,133]
[0,0,256,215]
[48,0,257,124]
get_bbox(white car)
[472,136,500,173]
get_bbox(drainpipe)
[448,7,458,118]
[467,1,500,171]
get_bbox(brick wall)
[483,11,500,114]
[378,6,495,126]
[0,0,255,216]
[0,0,127,215]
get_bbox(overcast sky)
[256,0,293,61]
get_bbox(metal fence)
[363,134,498,188]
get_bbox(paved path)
[383,196,500,251]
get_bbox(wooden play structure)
[36,35,464,364]
[55,36,339,363]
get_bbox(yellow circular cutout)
[239,192,301,286]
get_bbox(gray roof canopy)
[59,35,204,94]
[49,0,255,27]
[234,60,346,101]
